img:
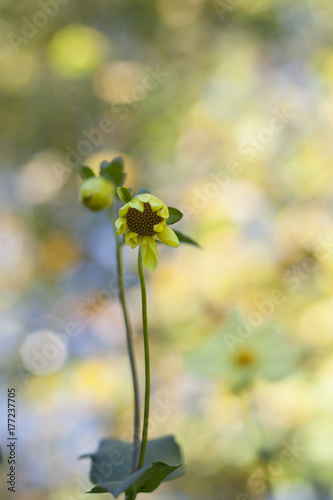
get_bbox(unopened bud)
[79,177,115,211]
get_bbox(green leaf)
[117,187,132,203]
[78,165,95,180]
[167,207,183,225]
[80,435,184,485]
[87,462,180,498]
[100,156,126,187]
[135,187,151,196]
[174,230,200,248]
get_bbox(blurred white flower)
[20,329,68,376]
[186,315,301,392]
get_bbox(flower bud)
[79,177,115,211]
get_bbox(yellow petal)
[134,193,167,215]
[153,220,166,233]
[119,203,130,217]
[125,232,139,249]
[115,217,128,236]
[140,236,159,272]
[137,193,152,204]
[157,204,169,220]
[157,225,179,247]
[128,197,145,212]
[148,195,165,212]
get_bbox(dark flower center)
[127,203,163,236]
[234,350,256,367]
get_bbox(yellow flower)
[79,177,115,211]
[115,193,179,271]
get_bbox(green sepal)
[87,462,180,498]
[117,187,132,203]
[135,187,151,196]
[78,165,95,180]
[167,207,183,225]
[100,156,126,187]
[173,230,200,248]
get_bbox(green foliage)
[80,436,184,494]
[174,230,200,248]
[135,187,151,196]
[78,166,95,180]
[100,157,126,187]
[88,462,180,498]
[167,207,183,225]
[117,187,132,203]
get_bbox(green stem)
[137,249,150,470]
[241,388,275,500]
[110,208,141,473]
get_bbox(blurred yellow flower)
[79,177,115,211]
[39,232,80,274]
[48,24,111,79]
[116,193,179,271]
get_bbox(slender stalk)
[240,389,275,500]
[110,208,141,473]
[137,249,150,470]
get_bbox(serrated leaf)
[174,230,200,248]
[80,435,184,485]
[100,157,126,187]
[87,462,180,498]
[167,207,183,225]
[135,187,151,196]
[117,187,132,203]
[78,165,95,180]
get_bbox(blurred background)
[1,0,333,499]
